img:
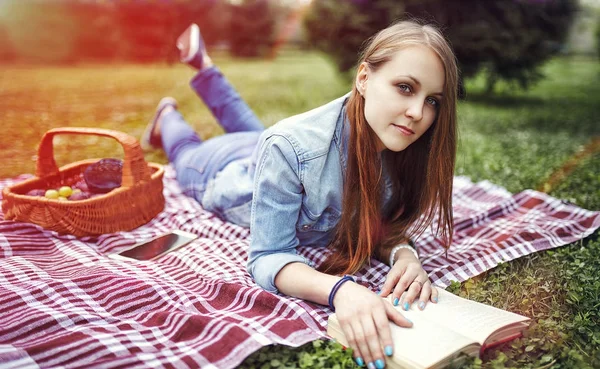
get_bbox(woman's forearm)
[274,262,341,306]
[273,247,420,306]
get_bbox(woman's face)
[356,45,445,152]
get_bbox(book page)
[397,289,530,345]
[328,312,478,369]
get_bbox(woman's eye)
[427,97,439,107]
[397,84,412,94]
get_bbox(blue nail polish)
[419,301,425,310]
[375,359,386,369]
[367,362,376,369]
[403,302,409,311]
[384,345,393,356]
[376,290,381,295]
[393,297,399,306]
[433,296,438,303]
[356,357,364,367]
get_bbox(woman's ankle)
[153,105,175,138]
[199,55,214,71]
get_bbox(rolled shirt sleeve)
[247,135,311,293]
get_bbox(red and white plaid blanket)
[1,167,598,369]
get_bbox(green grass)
[0,54,598,368]
[0,53,347,177]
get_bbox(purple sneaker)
[140,97,178,151]
[177,24,206,70]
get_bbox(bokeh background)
[0,0,599,368]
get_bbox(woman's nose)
[405,99,424,122]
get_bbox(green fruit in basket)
[45,189,59,199]
[83,158,123,193]
[59,186,73,198]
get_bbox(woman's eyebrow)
[401,75,421,86]
[399,74,444,96]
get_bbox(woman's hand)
[379,249,438,311]
[333,281,413,368]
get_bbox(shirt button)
[302,225,310,230]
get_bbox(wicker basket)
[1,127,165,237]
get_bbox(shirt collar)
[334,94,351,175]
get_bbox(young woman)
[142,20,458,369]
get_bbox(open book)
[327,288,530,369]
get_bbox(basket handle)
[36,127,152,187]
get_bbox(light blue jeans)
[160,67,264,203]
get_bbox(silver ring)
[412,280,424,288]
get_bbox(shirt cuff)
[247,252,310,294]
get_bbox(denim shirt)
[201,93,392,293]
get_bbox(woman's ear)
[355,62,369,96]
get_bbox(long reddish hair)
[318,20,459,275]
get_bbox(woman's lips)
[392,124,415,136]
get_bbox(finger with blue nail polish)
[412,279,426,307]
[355,357,365,367]
[430,285,439,304]
[384,345,393,356]
[375,359,386,369]
[378,297,412,369]
[417,280,433,310]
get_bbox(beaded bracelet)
[328,275,356,311]
[389,243,418,267]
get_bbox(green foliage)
[432,0,578,92]
[304,0,578,92]
[0,0,216,64]
[304,0,406,72]
[1,0,80,64]
[596,16,600,59]
[551,153,600,210]
[0,0,284,64]
[228,0,278,58]
[239,340,357,369]
[113,1,180,63]
[68,2,121,62]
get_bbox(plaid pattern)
[0,168,598,368]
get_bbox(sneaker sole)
[178,24,199,63]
